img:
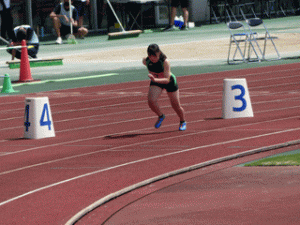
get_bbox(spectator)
[163,0,189,31]
[0,0,14,41]
[7,25,39,60]
[73,0,90,28]
[50,0,88,44]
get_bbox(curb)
[65,139,300,225]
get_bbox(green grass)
[244,153,300,167]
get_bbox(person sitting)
[7,25,39,60]
[50,0,88,44]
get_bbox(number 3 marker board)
[222,78,254,119]
[24,97,55,139]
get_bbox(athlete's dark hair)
[147,44,167,61]
[16,29,26,42]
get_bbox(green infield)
[243,150,300,166]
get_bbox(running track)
[0,63,300,224]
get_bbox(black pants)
[7,44,39,59]
[0,8,14,41]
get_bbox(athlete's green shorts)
[150,74,178,92]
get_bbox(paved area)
[76,146,300,225]
[104,166,300,225]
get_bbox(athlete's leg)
[77,27,88,38]
[182,7,189,26]
[170,7,177,26]
[52,16,62,37]
[148,85,164,117]
[167,90,185,121]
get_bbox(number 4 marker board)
[222,78,254,119]
[24,97,55,139]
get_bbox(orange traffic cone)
[19,39,34,82]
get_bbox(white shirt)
[14,25,39,44]
[56,3,77,26]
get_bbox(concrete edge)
[65,139,300,225]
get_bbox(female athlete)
[142,43,186,131]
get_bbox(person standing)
[0,0,14,41]
[163,0,189,31]
[142,44,186,131]
[50,0,88,44]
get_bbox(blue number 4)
[232,84,247,112]
[40,103,52,130]
[24,105,30,132]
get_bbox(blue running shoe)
[155,114,165,128]
[179,121,186,131]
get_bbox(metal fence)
[210,0,300,23]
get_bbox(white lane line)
[0,126,299,207]
[0,115,298,175]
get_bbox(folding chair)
[211,2,226,23]
[226,9,260,64]
[240,7,281,61]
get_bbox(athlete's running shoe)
[179,121,186,131]
[155,114,165,128]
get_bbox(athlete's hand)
[148,74,155,82]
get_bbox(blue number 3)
[232,85,247,112]
[40,103,52,130]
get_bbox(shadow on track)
[104,130,178,139]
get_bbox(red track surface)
[0,63,300,224]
